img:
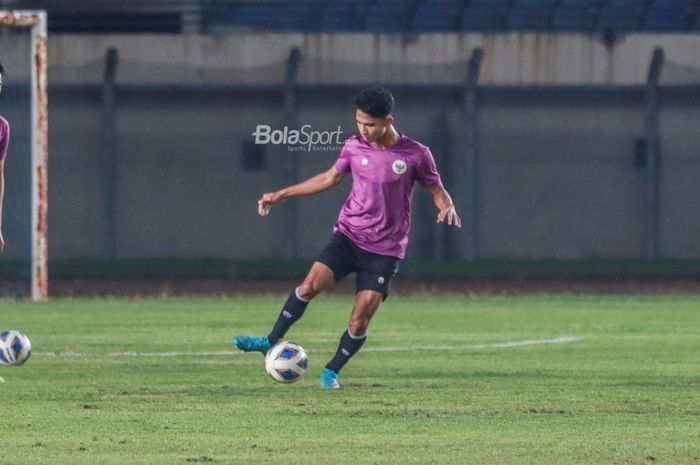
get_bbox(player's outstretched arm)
[428,184,461,228]
[257,166,345,216]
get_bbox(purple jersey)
[0,117,9,162]
[333,134,442,259]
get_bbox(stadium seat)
[645,3,695,30]
[598,4,646,30]
[608,0,652,5]
[469,0,514,5]
[17,0,700,33]
[645,5,694,31]
[278,1,325,32]
[559,0,604,6]
[365,2,413,32]
[206,2,287,31]
[412,2,462,32]
[512,0,560,6]
[461,5,507,31]
[48,12,182,33]
[321,1,368,32]
[507,5,554,29]
[552,6,599,30]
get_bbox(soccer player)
[234,86,461,389]
[0,62,9,254]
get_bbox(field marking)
[362,336,583,352]
[44,336,583,358]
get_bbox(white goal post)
[0,10,48,302]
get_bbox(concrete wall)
[1,32,699,85]
[1,32,699,262]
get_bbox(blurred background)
[1,0,699,296]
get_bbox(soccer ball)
[0,331,32,366]
[265,341,308,383]
[0,338,15,365]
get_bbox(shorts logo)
[392,160,407,175]
[361,157,369,166]
[377,276,385,285]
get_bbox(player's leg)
[266,261,335,344]
[321,248,398,388]
[321,290,383,388]
[234,262,334,353]
[235,233,354,354]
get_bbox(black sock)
[267,287,309,345]
[325,330,367,373]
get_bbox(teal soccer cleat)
[233,335,271,353]
[320,367,340,389]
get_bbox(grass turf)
[0,295,699,465]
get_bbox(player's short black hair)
[354,86,394,118]
[0,63,4,75]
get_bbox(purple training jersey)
[0,117,9,162]
[333,134,442,259]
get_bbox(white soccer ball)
[0,330,32,366]
[265,341,308,383]
[0,338,15,365]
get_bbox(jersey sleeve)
[416,146,442,188]
[334,139,353,175]
[0,118,9,162]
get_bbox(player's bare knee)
[348,318,369,336]
[297,281,319,300]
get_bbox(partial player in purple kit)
[0,62,9,254]
[234,86,461,389]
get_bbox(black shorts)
[317,232,400,300]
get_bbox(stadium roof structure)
[5,0,700,33]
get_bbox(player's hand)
[257,192,282,216]
[437,205,461,228]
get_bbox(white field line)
[43,336,583,358]
[363,336,584,352]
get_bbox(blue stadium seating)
[552,6,599,29]
[469,0,514,5]
[278,1,325,32]
[513,0,561,6]
[645,2,695,30]
[49,12,182,33]
[229,4,285,30]
[608,0,652,5]
[321,0,369,31]
[507,5,555,29]
[559,0,604,6]
[461,5,508,30]
[9,0,700,33]
[412,0,463,32]
[598,4,644,29]
[366,1,415,32]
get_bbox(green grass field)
[1,295,699,465]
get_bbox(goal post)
[0,10,48,302]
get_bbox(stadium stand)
[412,0,463,31]
[365,0,417,32]
[278,0,325,32]
[552,0,602,30]
[320,0,370,32]
[3,0,699,33]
